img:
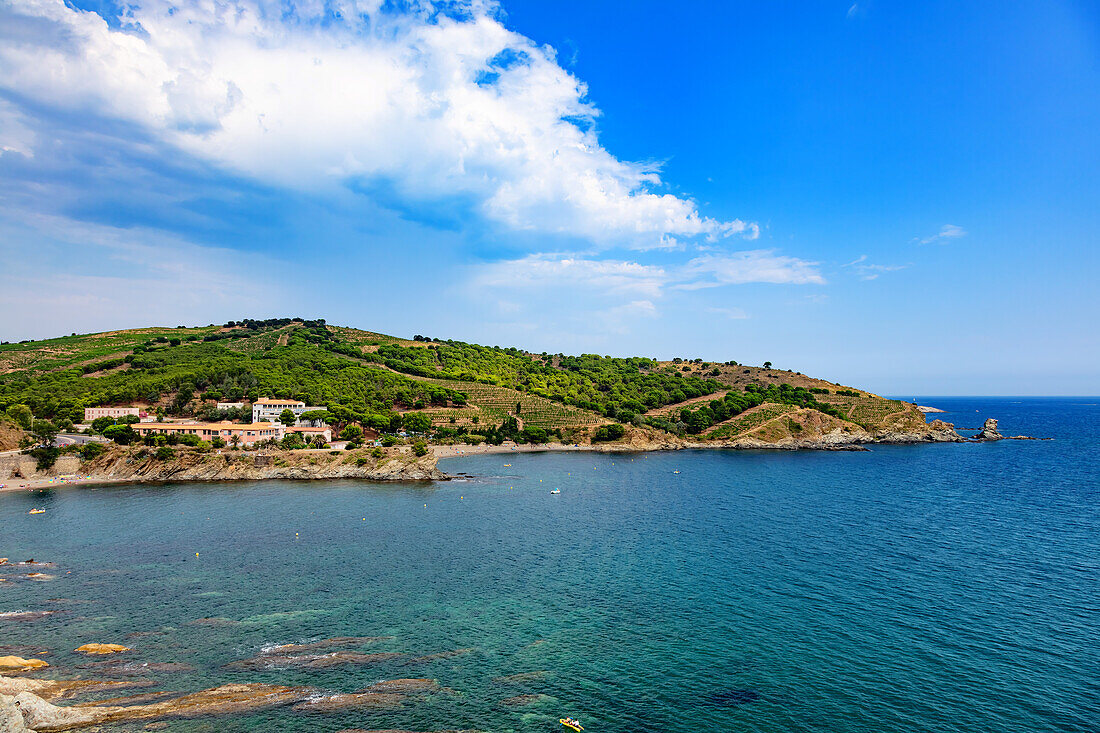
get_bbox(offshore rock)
[0,677,157,702]
[73,645,128,656]
[0,659,47,673]
[974,418,1004,441]
[361,679,441,694]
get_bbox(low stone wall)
[0,454,82,481]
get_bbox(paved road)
[55,433,108,447]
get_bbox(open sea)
[2,397,1098,732]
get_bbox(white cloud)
[470,254,668,297]
[915,224,967,244]
[843,254,909,280]
[470,248,824,300]
[0,0,755,248]
[677,251,825,288]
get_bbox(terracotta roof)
[254,398,305,405]
[135,421,280,430]
[286,426,329,432]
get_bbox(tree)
[31,419,58,447]
[340,424,364,443]
[763,361,772,370]
[279,408,297,427]
[515,401,522,415]
[102,424,136,445]
[412,440,428,457]
[402,412,432,434]
[6,404,33,430]
[91,416,116,433]
[230,434,241,449]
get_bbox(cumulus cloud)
[0,0,754,247]
[915,224,967,244]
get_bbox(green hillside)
[0,318,922,441]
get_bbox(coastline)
[0,419,972,494]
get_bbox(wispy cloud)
[678,251,825,288]
[0,0,755,249]
[706,306,750,320]
[914,224,967,245]
[843,254,909,280]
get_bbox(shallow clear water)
[2,397,1098,732]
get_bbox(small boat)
[503,464,511,467]
[550,488,561,494]
[560,719,583,732]
[28,509,45,515]
[672,470,681,474]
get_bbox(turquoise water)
[2,397,1098,732]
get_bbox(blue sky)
[0,0,1097,394]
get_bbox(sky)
[0,0,1097,395]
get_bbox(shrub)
[371,447,385,458]
[79,442,107,460]
[211,437,226,448]
[592,424,626,442]
[412,440,428,457]
[155,446,174,460]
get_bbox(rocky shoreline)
[2,414,1032,492]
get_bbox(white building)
[252,398,326,426]
[217,402,246,411]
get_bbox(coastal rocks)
[74,446,448,487]
[0,677,157,702]
[0,659,47,673]
[0,693,34,733]
[73,645,129,656]
[14,682,314,731]
[974,418,1004,441]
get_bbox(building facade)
[285,426,333,443]
[252,398,326,426]
[216,402,246,411]
[132,421,283,445]
[84,407,141,421]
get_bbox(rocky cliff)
[1,445,445,486]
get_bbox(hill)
[0,318,949,447]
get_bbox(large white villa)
[252,398,326,426]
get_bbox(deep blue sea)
[2,397,1098,732]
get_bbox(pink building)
[84,406,141,421]
[285,426,333,443]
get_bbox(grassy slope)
[1,323,923,438]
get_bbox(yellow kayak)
[28,509,45,515]
[560,718,583,731]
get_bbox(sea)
[1,397,1098,732]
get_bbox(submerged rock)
[499,693,551,707]
[0,611,61,622]
[703,688,763,707]
[405,648,474,664]
[226,651,403,671]
[361,679,441,694]
[265,637,393,654]
[492,671,549,685]
[78,660,194,676]
[74,645,129,656]
[291,691,405,712]
[0,676,158,702]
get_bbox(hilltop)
[0,318,958,455]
